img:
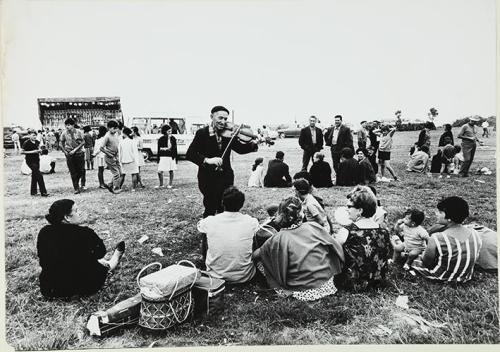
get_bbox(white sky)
[1,0,497,128]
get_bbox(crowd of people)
[19,117,180,196]
[36,183,486,300]
[25,106,494,304]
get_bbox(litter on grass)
[395,295,409,309]
[151,247,164,257]
[138,235,149,244]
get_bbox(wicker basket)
[137,261,197,331]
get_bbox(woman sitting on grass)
[335,186,391,291]
[411,196,482,283]
[37,199,125,298]
[406,145,430,173]
[253,196,344,301]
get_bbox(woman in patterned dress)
[411,196,482,283]
[253,197,344,301]
[336,185,391,291]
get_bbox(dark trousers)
[66,153,86,190]
[330,147,341,174]
[98,166,105,186]
[27,161,47,195]
[301,149,315,171]
[459,141,476,176]
[198,172,232,218]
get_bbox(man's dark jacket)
[324,125,354,152]
[299,126,324,153]
[264,159,292,187]
[186,125,257,185]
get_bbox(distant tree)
[428,108,439,122]
[395,110,402,130]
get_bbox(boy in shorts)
[391,209,429,270]
[377,125,398,181]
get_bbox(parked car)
[277,126,302,138]
[3,127,29,149]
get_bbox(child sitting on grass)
[391,209,429,270]
[293,178,332,233]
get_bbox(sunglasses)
[346,204,355,208]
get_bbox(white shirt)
[119,138,138,164]
[332,125,341,145]
[248,165,265,187]
[40,155,54,173]
[197,212,259,283]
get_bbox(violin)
[218,122,260,144]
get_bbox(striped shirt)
[412,228,482,283]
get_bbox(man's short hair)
[64,118,75,126]
[360,120,367,124]
[310,115,317,120]
[334,115,343,120]
[161,124,171,135]
[404,209,425,226]
[293,178,311,195]
[83,126,91,133]
[437,196,469,224]
[453,145,461,153]
[222,186,245,212]
[276,151,284,159]
[107,120,119,129]
[356,148,369,157]
[41,149,49,155]
[341,147,354,159]
[314,152,324,161]
[293,171,312,184]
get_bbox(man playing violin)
[186,105,259,218]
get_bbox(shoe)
[113,189,122,194]
[393,176,398,181]
[74,189,81,194]
[131,189,136,192]
[41,193,49,197]
[403,263,410,271]
[167,185,173,189]
[105,184,114,193]
[81,186,87,191]
[115,241,125,253]
[154,185,165,189]
[99,185,107,189]
[31,193,37,196]
[408,270,416,277]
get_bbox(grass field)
[3,128,499,349]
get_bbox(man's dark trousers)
[330,147,342,174]
[459,140,476,177]
[198,170,234,218]
[301,149,316,171]
[27,161,47,195]
[66,153,86,190]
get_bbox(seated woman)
[406,145,430,173]
[335,186,391,291]
[309,152,333,188]
[411,196,482,283]
[252,197,344,301]
[37,199,125,298]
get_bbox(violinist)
[186,105,259,218]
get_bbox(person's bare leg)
[168,170,174,187]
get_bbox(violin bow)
[220,124,243,160]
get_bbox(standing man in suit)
[186,105,258,218]
[299,116,323,171]
[298,115,324,171]
[264,151,292,187]
[324,115,354,174]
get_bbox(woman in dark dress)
[309,152,333,188]
[335,186,391,291]
[37,199,125,298]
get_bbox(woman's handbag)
[137,260,199,330]
[192,271,225,319]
